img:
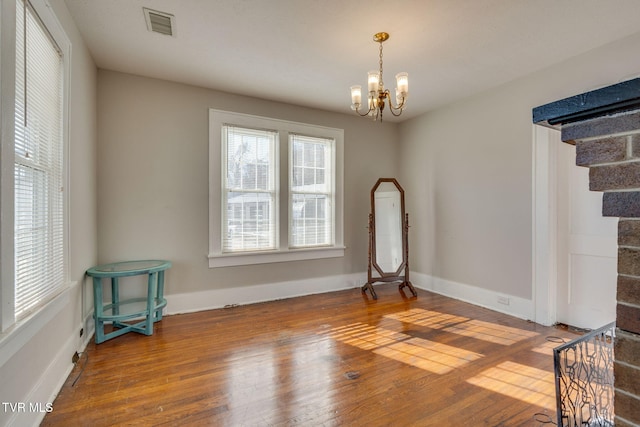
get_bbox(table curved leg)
[93,277,105,344]
[145,272,156,336]
[111,277,120,317]
[155,271,165,321]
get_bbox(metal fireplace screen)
[553,321,616,427]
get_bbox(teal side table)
[86,260,171,344]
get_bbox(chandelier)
[350,32,408,121]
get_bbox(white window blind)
[14,0,65,319]
[222,125,277,253]
[289,134,334,248]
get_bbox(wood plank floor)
[42,284,579,426]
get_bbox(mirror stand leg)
[399,281,417,298]
[362,282,378,300]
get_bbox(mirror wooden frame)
[362,178,417,300]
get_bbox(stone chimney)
[534,78,640,426]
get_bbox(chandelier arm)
[388,104,404,117]
[389,99,407,116]
[382,90,407,115]
[353,103,375,117]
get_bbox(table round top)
[86,260,171,278]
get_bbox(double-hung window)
[14,0,66,320]
[209,110,344,267]
[0,0,69,330]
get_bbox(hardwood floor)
[42,284,579,426]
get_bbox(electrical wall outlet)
[497,296,510,305]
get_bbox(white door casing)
[533,125,617,329]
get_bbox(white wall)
[0,1,97,425]
[399,31,640,313]
[97,70,399,311]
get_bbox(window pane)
[290,135,332,194]
[222,125,277,253]
[224,192,275,252]
[303,168,314,187]
[293,167,302,188]
[293,141,303,168]
[315,144,325,168]
[225,127,275,191]
[291,193,330,247]
[303,143,315,167]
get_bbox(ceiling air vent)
[143,7,175,37]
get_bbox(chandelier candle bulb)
[396,72,408,95]
[350,85,362,107]
[368,71,380,93]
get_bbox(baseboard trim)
[165,272,367,315]
[411,272,535,321]
[80,312,94,351]
[164,271,534,322]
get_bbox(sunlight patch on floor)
[374,337,483,374]
[466,361,556,410]
[531,338,564,355]
[328,323,406,350]
[443,319,538,346]
[326,322,483,374]
[384,308,539,345]
[385,308,469,329]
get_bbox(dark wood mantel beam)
[533,77,640,128]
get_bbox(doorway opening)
[532,125,617,330]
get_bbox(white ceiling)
[63,0,640,122]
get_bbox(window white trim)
[0,0,19,331]
[208,246,346,268]
[208,110,344,268]
[0,0,70,332]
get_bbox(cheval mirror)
[362,178,417,300]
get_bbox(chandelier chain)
[378,41,384,91]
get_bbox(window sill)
[208,246,346,268]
